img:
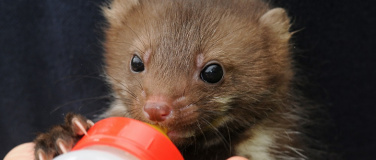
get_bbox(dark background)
[1,0,375,159]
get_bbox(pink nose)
[143,101,171,122]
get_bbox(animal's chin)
[166,129,195,145]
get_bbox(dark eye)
[130,55,144,72]
[200,63,224,84]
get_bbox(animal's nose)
[143,101,172,122]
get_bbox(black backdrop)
[1,0,375,159]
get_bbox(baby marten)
[35,0,317,159]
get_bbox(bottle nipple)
[147,124,168,137]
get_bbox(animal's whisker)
[200,117,231,150]
[50,95,112,114]
[106,74,138,101]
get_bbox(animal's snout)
[143,98,172,122]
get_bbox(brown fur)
[100,0,314,160]
[32,0,319,160]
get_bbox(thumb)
[227,156,248,160]
[4,142,35,160]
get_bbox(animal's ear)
[102,0,140,26]
[259,8,291,40]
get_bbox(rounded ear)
[102,0,140,27]
[259,8,291,40]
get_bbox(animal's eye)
[130,55,144,72]
[200,63,223,84]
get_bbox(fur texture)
[101,0,312,159]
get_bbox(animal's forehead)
[127,0,267,75]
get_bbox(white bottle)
[54,145,139,160]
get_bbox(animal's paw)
[34,113,94,160]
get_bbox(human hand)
[227,156,248,160]
[4,142,35,160]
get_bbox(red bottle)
[54,117,184,160]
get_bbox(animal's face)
[104,0,292,147]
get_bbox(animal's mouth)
[147,122,195,141]
[147,123,168,136]
[166,129,195,143]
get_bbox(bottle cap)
[72,117,183,160]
